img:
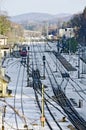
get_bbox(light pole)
[57,39,60,53]
[56,42,58,72]
[2,105,6,130]
[41,84,45,127]
[27,46,30,87]
[44,38,46,52]
[54,39,60,72]
[69,30,72,61]
[78,44,80,78]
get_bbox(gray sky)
[1,0,86,16]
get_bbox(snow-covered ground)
[0,41,86,129]
[47,42,86,120]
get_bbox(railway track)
[31,42,65,130]
[2,57,31,130]
[2,42,86,130]
[36,42,86,130]
[46,49,86,101]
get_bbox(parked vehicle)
[20,47,27,57]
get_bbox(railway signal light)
[42,56,46,79]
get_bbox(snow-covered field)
[0,42,86,129]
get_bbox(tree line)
[60,7,86,53]
[0,14,24,44]
[69,7,86,45]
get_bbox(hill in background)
[10,12,73,31]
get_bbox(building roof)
[0,74,9,83]
[0,34,8,39]
[0,45,10,49]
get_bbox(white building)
[0,34,10,57]
[0,34,8,45]
[59,28,75,38]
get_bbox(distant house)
[0,74,11,97]
[0,34,8,45]
[59,28,75,38]
[24,30,42,42]
[47,34,54,40]
[0,35,12,97]
[0,34,10,57]
[0,45,10,58]
[24,30,41,38]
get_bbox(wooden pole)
[41,84,45,127]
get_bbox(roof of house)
[0,74,9,83]
[0,45,10,49]
[0,34,8,39]
[5,74,11,82]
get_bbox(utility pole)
[2,105,6,130]
[27,46,30,87]
[46,22,48,38]
[45,22,48,51]
[41,84,45,127]
[69,30,72,61]
[2,119,4,130]
[78,44,80,78]
[56,42,58,72]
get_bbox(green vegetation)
[62,37,78,53]
[0,14,24,44]
[70,7,86,44]
[61,7,86,53]
[0,15,11,35]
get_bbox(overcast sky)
[1,0,86,16]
